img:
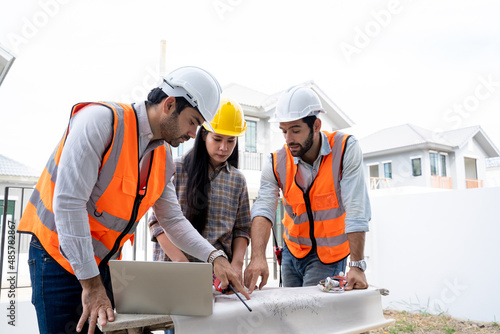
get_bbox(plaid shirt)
[149,158,251,262]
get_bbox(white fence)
[366,186,500,322]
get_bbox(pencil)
[227,284,252,312]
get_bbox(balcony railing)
[369,177,391,190]
[239,151,263,171]
[465,178,483,189]
[430,175,453,189]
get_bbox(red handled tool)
[271,226,283,287]
[274,246,282,266]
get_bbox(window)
[430,153,439,176]
[369,164,379,178]
[464,157,481,188]
[383,162,392,178]
[411,158,422,176]
[245,120,257,152]
[464,157,478,179]
[0,45,16,87]
[430,152,447,176]
[440,154,447,176]
[0,199,15,218]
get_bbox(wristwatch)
[349,259,366,272]
[208,250,228,265]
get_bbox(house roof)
[0,154,39,177]
[360,124,500,158]
[222,81,354,130]
[222,83,273,110]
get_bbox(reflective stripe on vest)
[18,102,171,275]
[272,131,351,264]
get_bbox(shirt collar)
[133,101,165,152]
[134,101,154,140]
[293,132,332,165]
[210,161,231,181]
[215,161,231,173]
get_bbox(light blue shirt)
[251,132,371,233]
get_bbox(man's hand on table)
[345,267,368,291]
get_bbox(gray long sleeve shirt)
[53,101,215,280]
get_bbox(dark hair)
[183,128,239,234]
[302,115,317,132]
[146,87,194,114]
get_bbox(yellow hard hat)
[203,97,247,137]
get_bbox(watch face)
[360,261,366,271]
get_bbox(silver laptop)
[109,260,214,316]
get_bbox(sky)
[1,0,499,172]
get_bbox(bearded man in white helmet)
[244,85,370,292]
[18,66,250,334]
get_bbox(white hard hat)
[269,85,325,123]
[160,66,222,132]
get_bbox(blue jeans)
[28,236,114,334]
[281,243,347,287]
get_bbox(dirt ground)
[370,310,500,333]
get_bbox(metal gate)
[0,187,34,297]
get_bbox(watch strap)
[208,250,228,264]
[349,259,366,271]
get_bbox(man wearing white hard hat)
[18,66,250,334]
[244,85,370,291]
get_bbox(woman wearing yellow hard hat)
[149,97,250,283]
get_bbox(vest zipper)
[303,188,316,251]
[100,106,153,268]
[100,192,145,267]
[295,171,317,252]
[100,149,156,266]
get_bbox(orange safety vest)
[272,131,351,264]
[18,102,172,275]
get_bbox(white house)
[0,154,38,222]
[359,124,500,191]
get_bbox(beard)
[289,129,314,158]
[160,111,189,147]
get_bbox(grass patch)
[371,310,500,333]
